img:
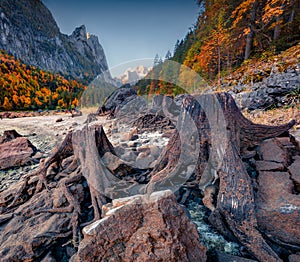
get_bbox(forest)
[0,50,86,111]
[134,0,300,96]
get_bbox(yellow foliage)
[3,97,12,110]
[0,50,86,110]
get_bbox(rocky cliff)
[0,0,108,82]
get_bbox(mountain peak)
[71,25,87,40]
[0,0,108,82]
[119,65,152,84]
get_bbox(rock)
[275,137,295,149]
[56,118,63,123]
[255,161,284,171]
[121,151,138,162]
[115,95,148,122]
[127,141,141,148]
[41,252,57,262]
[119,128,138,142]
[72,190,207,262]
[0,137,37,170]
[148,145,161,158]
[231,70,300,111]
[290,129,300,150]
[256,171,300,246]
[97,87,138,115]
[114,145,126,156]
[130,134,139,141]
[258,139,288,164]
[289,253,300,262]
[0,130,22,144]
[288,156,300,191]
[151,95,180,124]
[135,152,155,169]
[136,145,151,153]
[212,251,256,262]
[0,189,73,261]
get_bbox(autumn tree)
[3,97,12,110]
[0,50,86,111]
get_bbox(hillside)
[0,50,85,111]
[180,0,300,82]
[0,0,109,82]
[134,0,300,97]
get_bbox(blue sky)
[42,0,199,75]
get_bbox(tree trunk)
[245,1,258,60]
[147,92,295,261]
[273,15,281,40]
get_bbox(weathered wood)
[72,124,144,207]
[147,92,295,261]
[35,132,74,192]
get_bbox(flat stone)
[288,156,300,191]
[213,251,257,262]
[135,153,155,169]
[0,137,36,170]
[289,253,300,262]
[255,161,284,171]
[256,171,300,245]
[136,145,151,153]
[127,141,141,147]
[275,137,295,148]
[290,129,300,149]
[73,190,207,262]
[41,252,57,262]
[259,139,288,164]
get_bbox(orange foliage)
[0,50,86,111]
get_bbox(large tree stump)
[147,92,295,261]
[0,122,147,260]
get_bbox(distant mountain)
[118,65,152,85]
[0,0,109,83]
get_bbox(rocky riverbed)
[0,90,299,261]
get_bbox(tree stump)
[147,92,295,261]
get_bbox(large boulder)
[288,156,300,191]
[0,130,37,170]
[256,171,300,246]
[97,87,139,116]
[71,190,207,262]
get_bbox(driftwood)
[0,92,296,261]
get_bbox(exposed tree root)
[0,92,296,261]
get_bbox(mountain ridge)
[0,0,109,83]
